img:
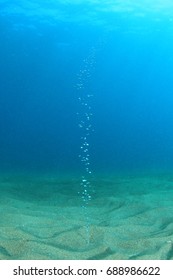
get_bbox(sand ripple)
[0,175,173,259]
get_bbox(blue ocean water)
[1,1,173,260]
[1,1,173,175]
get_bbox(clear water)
[0,1,173,259]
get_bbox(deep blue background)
[1,4,173,175]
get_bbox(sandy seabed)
[0,173,173,260]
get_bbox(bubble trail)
[76,48,96,245]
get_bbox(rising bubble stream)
[76,47,96,245]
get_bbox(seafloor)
[0,171,173,260]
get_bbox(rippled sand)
[0,173,173,260]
